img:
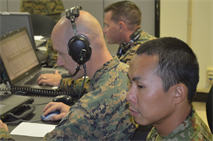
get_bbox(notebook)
[0,91,34,120]
[0,27,71,96]
[0,12,47,64]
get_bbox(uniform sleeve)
[20,0,33,13]
[0,128,15,141]
[59,77,90,95]
[42,107,102,140]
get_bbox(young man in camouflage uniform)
[127,37,212,140]
[20,0,65,67]
[37,1,156,94]
[0,9,136,140]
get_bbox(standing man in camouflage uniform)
[127,37,212,140]
[20,0,65,67]
[0,9,136,140]
[37,1,156,93]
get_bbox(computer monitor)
[0,12,36,48]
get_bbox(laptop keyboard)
[24,70,56,85]
[0,93,11,100]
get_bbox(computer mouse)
[52,95,73,105]
[41,110,60,121]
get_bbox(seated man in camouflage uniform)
[127,37,212,140]
[20,0,65,67]
[0,9,136,140]
[37,1,156,94]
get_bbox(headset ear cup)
[67,35,91,65]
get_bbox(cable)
[78,63,86,100]
[31,102,49,106]
[4,119,41,125]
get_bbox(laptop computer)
[0,91,34,120]
[0,12,47,63]
[0,27,70,95]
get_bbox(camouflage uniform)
[20,0,65,23]
[20,0,65,67]
[146,106,212,141]
[0,57,136,140]
[60,30,156,93]
[45,38,58,67]
[119,30,156,65]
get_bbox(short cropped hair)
[136,37,199,103]
[104,0,141,30]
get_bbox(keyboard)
[0,92,11,100]
[24,70,57,85]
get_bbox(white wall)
[160,0,213,91]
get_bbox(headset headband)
[66,6,82,36]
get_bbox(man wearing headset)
[0,9,136,140]
[37,1,156,94]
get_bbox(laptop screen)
[0,27,39,82]
[0,12,36,48]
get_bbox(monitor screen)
[0,12,36,48]
[0,27,39,82]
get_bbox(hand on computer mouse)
[42,102,70,121]
[41,110,60,121]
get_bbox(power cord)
[78,63,87,100]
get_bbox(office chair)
[30,14,56,36]
[206,84,213,133]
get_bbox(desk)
[3,96,58,141]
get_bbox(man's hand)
[42,102,70,121]
[37,70,62,86]
[0,120,9,132]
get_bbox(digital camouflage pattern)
[45,39,58,67]
[0,129,14,141]
[60,30,156,94]
[119,30,156,65]
[42,57,136,140]
[20,0,65,14]
[0,57,136,140]
[20,0,64,23]
[147,106,212,141]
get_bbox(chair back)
[206,85,213,133]
[30,14,56,36]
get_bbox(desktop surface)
[4,96,55,140]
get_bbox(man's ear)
[118,21,125,32]
[174,83,188,104]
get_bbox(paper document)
[34,36,44,40]
[10,122,56,137]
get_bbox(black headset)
[64,6,90,99]
[117,28,142,58]
[66,6,92,65]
